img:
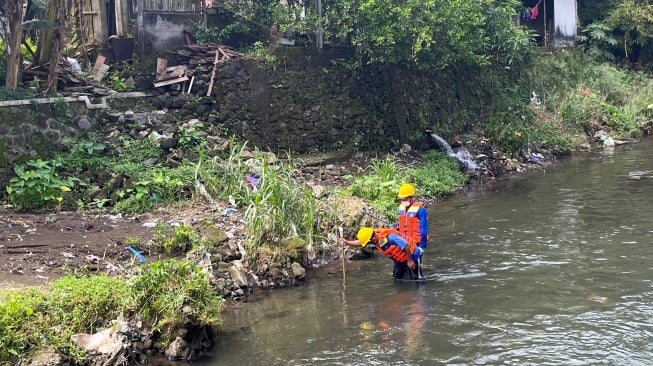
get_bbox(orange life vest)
[373,228,409,263]
[397,202,425,251]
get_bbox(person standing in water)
[396,183,428,278]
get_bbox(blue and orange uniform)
[397,201,429,250]
[343,227,423,280]
[396,183,428,279]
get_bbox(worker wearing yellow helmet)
[397,183,428,279]
[340,227,423,280]
[397,183,429,250]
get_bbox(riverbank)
[0,135,561,290]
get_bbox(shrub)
[5,159,81,211]
[405,152,468,198]
[128,259,224,343]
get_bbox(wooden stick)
[339,226,345,285]
[206,51,219,97]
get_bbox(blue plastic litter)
[128,246,146,263]
[529,153,543,163]
[245,175,260,187]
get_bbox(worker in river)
[340,227,423,280]
[396,183,429,278]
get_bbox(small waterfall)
[429,133,455,156]
[430,133,480,172]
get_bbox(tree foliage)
[577,0,618,26]
[202,0,281,48]
[606,0,653,60]
[578,22,619,62]
[284,0,533,69]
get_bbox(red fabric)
[530,5,539,20]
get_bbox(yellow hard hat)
[397,183,415,199]
[356,227,374,247]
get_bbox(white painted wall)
[554,0,577,46]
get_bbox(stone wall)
[0,101,87,187]
[161,46,491,154]
[0,46,496,190]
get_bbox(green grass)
[346,153,468,219]
[0,275,129,364]
[0,260,224,364]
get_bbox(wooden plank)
[153,75,188,87]
[218,47,230,59]
[156,58,167,77]
[94,64,110,81]
[157,66,186,81]
[93,55,106,73]
[23,69,49,76]
[206,51,220,96]
[169,65,185,77]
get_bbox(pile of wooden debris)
[154,43,244,96]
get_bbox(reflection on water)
[203,138,653,365]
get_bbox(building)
[518,0,578,47]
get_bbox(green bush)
[346,153,469,219]
[406,152,468,198]
[5,159,81,210]
[242,153,319,253]
[128,259,224,343]
[0,265,224,364]
[0,288,42,364]
[347,156,402,219]
[152,222,206,254]
[0,275,128,364]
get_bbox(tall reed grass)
[198,142,320,263]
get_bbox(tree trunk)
[3,1,26,90]
[34,1,57,67]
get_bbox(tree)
[577,0,618,26]
[607,0,653,64]
[302,0,532,69]
[1,0,27,90]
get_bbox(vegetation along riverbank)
[1,0,652,364]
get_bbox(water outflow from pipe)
[430,133,480,172]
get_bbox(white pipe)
[0,92,149,109]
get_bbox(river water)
[202,137,653,365]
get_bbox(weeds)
[347,156,402,219]
[152,222,206,254]
[242,152,319,262]
[127,259,224,343]
[0,261,224,364]
[345,153,468,219]
[108,74,129,92]
[0,275,128,364]
[176,121,207,152]
[58,136,108,174]
[405,152,469,198]
[53,96,69,118]
[5,159,81,211]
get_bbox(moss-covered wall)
[0,100,95,191]
[0,47,499,191]
[196,47,492,153]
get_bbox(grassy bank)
[0,259,223,364]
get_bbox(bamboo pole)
[339,227,345,285]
